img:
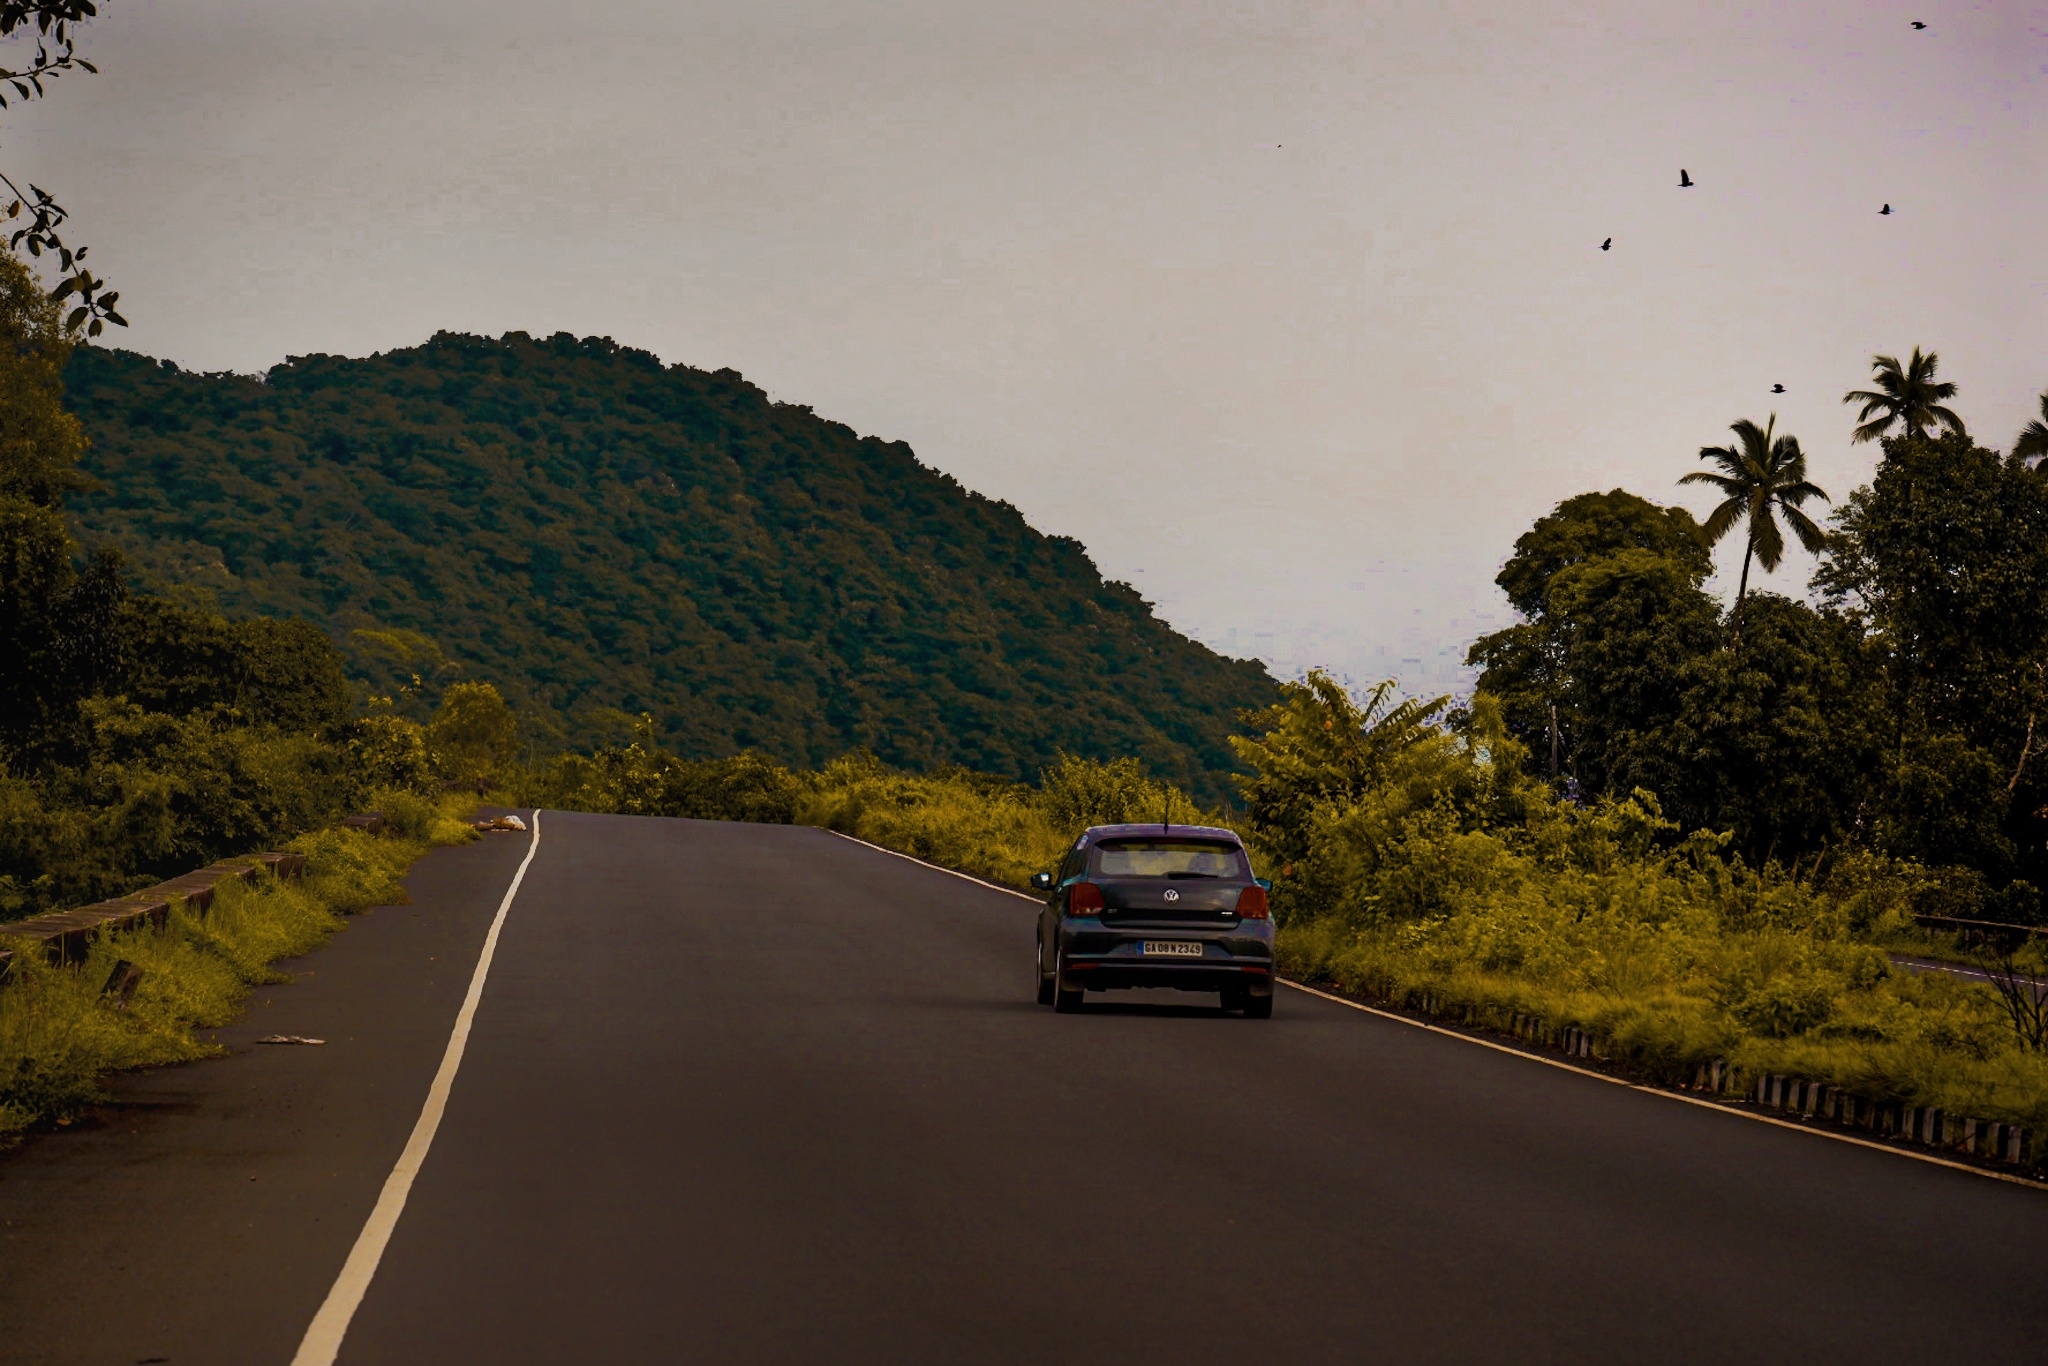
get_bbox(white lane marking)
[821,829,2047,1192]
[291,809,546,1366]
[1283,980,2048,1192]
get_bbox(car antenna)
[1161,789,1171,833]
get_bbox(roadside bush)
[524,745,802,824]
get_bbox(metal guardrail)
[1912,913,2048,945]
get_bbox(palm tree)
[1679,415,1830,645]
[1841,346,1964,444]
[2013,389,2048,467]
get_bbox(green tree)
[1468,491,1710,779]
[0,245,123,759]
[428,681,519,786]
[1658,594,1885,862]
[1229,670,1448,867]
[1679,415,1828,645]
[2012,388,2048,467]
[1841,347,1964,445]
[1815,430,2048,876]
[1538,550,1725,800]
[1492,489,1710,618]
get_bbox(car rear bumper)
[1059,955,1273,994]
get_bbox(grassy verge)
[795,759,1074,888]
[0,791,477,1143]
[1279,917,2048,1155]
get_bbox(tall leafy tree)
[1815,429,2048,878]
[1841,347,1964,444]
[1679,415,1829,644]
[0,244,123,758]
[2012,388,2048,467]
[1467,492,1716,790]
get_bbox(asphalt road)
[4,811,2047,1364]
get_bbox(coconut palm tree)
[1841,347,1965,444]
[1679,415,1830,645]
[2013,389,2048,467]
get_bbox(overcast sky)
[11,1,2046,695]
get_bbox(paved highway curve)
[3,811,2045,1364]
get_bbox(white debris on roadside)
[471,814,529,833]
[258,1035,326,1045]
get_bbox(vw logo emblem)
[1163,888,1180,902]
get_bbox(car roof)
[1078,823,1244,846]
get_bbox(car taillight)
[1235,885,1270,919]
[1068,882,1105,916]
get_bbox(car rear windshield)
[1093,840,1247,879]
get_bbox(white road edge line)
[290,808,546,1366]
[1283,980,2048,1192]
[825,829,2046,1193]
[824,828,1042,901]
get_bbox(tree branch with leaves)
[0,1,124,336]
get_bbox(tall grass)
[0,792,476,1141]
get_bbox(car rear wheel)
[1223,985,1274,1018]
[1053,956,1085,1013]
[1035,936,1056,1006]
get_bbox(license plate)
[1142,940,1204,958]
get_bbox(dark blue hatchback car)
[1031,823,1276,1017]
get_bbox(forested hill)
[61,333,1276,801]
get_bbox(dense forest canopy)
[61,333,1278,802]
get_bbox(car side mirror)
[1029,871,1054,891]
[1254,877,1273,892]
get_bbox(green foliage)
[0,3,128,341]
[63,334,1277,802]
[2014,389,2048,466]
[790,748,1215,889]
[0,701,361,916]
[1817,429,2048,875]
[1471,523,1724,799]
[0,812,472,1141]
[1493,489,1710,619]
[1038,752,1187,831]
[0,244,87,508]
[1679,414,1828,639]
[115,596,352,732]
[332,713,437,795]
[1228,669,1450,867]
[796,755,1069,889]
[1658,594,1886,859]
[1842,347,1965,445]
[428,680,518,785]
[1226,692,2048,1149]
[526,745,804,825]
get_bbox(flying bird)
[1600,237,1612,251]
[1911,20,1926,29]
[1679,169,1694,187]
[1881,203,1893,215]
[1772,384,1786,394]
